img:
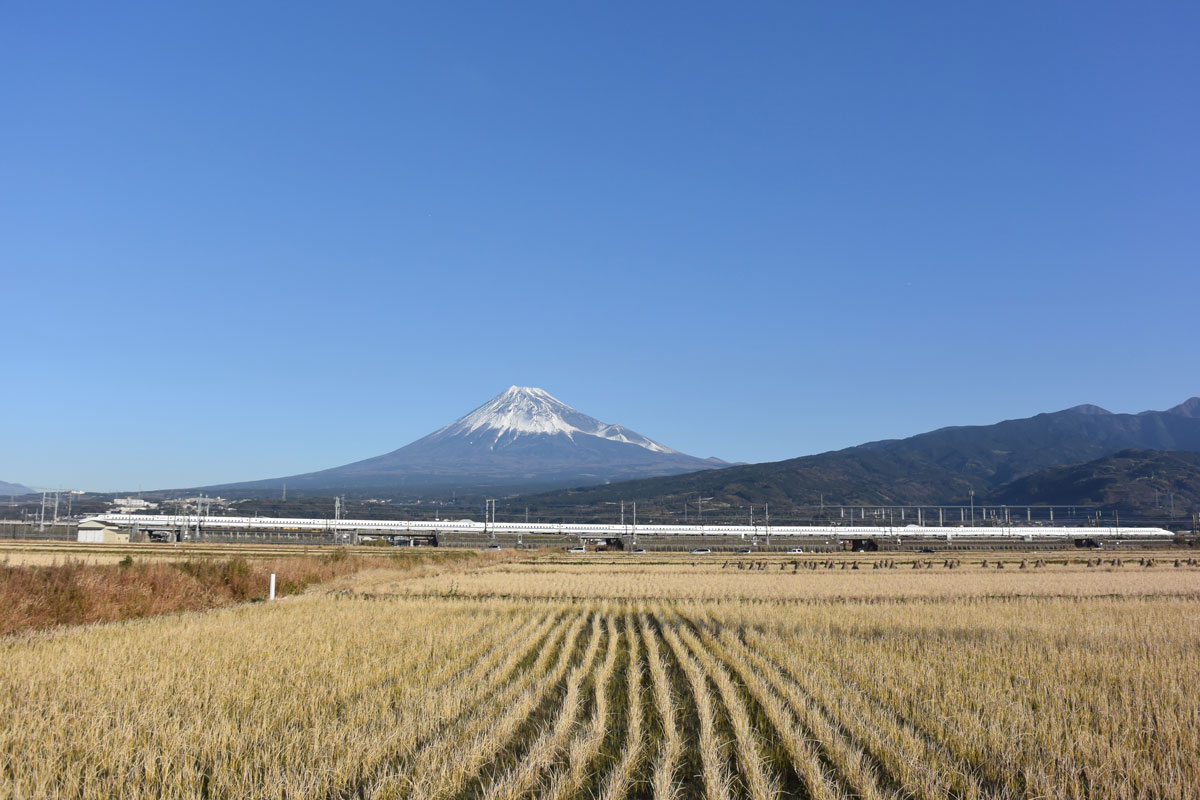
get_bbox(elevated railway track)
[81,514,1188,551]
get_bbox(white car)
[629,548,647,554]
[689,548,712,555]
[787,548,805,554]
[567,546,586,553]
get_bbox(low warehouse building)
[77,519,129,544]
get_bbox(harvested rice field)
[2,550,1198,799]
[351,551,1200,601]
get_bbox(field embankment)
[0,546,500,636]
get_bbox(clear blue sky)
[3,2,1198,491]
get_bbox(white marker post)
[269,573,276,601]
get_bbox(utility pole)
[969,489,975,527]
[39,492,46,532]
[483,499,496,540]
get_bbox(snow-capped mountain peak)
[212,384,724,492]
[434,386,677,454]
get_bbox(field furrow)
[596,612,645,800]
[746,627,986,800]
[373,612,587,800]
[479,612,608,800]
[673,620,779,800]
[655,609,733,800]
[340,610,560,798]
[543,612,622,800]
[640,612,685,800]
[677,611,854,800]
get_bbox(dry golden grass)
[0,554,374,635]
[377,554,1200,601]
[2,550,1198,798]
[0,546,511,635]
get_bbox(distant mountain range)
[527,398,1200,518]
[992,449,1200,516]
[209,386,725,495]
[0,480,35,496]
[197,391,1200,520]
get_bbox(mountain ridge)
[523,398,1200,514]
[0,480,35,496]
[992,449,1200,515]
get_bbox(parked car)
[567,546,586,553]
[482,544,502,551]
[629,548,647,554]
[689,548,712,555]
[736,548,753,554]
[787,547,805,554]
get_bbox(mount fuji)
[215,386,726,495]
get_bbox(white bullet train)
[89,514,1176,540]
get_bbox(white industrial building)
[110,497,157,512]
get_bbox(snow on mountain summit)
[443,386,582,438]
[434,386,677,454]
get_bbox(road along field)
[2,553,1198,799]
